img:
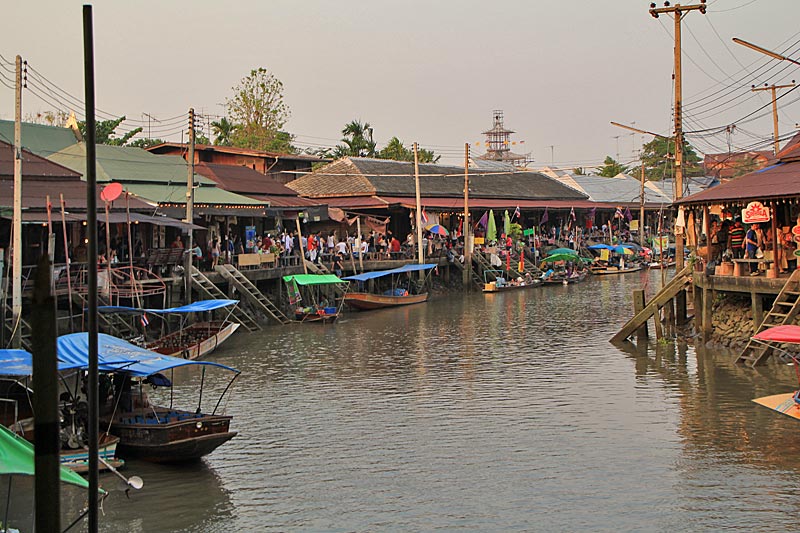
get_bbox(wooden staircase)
[610,264,693,343]
[304,260,346,297]
[735,270,800,367]
[190,267,261,332]
[215,265,290,325]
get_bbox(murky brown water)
[76,270,800,531]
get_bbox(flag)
[587,207,596,220]
[513,206,521,219]
[420,209,429,225]
[287,278,302,305]
[477,211,489,229]
[624,207,633,222]
[540,207,549,226]
[570,207,576,221]
[140,313,149,328]
[457,217,463,237]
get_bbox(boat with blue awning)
[342,263,436,310]
[57,333,240,463]
[99,299,241,360]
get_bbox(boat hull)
[590,265,643,275]
[60,435,124,473]
[483,281,540,293]
[752,393,800,421]
[344,292,428,310]
[103,408,236,463]
[148,321,240,360]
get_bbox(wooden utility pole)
[639,162,646,248]
[12,55,22,348]
[650,0,707,272]
[184,108,195,304]
[295,217,308,274]
[463,143,472,288]
[413,142,424,266]
[751,82,795,155]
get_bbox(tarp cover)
[98,299,238,315]
[282,274,344,286]
[0,349,83,376]
[56,333,238,377]
[0,424,89,488]
[342,263,437,282]
[753,324,800,344]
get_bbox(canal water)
[92,270,800,532]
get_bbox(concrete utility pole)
[650,0,707,273]
[463,143,472,288]
[751,82,795,155]
[12,55,22,348]
[184,108,195,304]
[413,142,424,266]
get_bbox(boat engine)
[60,398,89,450]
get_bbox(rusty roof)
[148,142,327,162]
[676,160,800,205]
[0,140,81,179]
[195,162,300,196]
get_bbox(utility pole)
[12,55,23,349]
[142,112,160,140]
[413,142,424,267]
[649,0,707,274]
[751,82,795,155]
[184,108,195,304]
[640,159,646,248]
[463,143,472,288]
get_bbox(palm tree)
[334,120,376,157]
[211,117,236,146]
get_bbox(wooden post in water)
[633,289,648,344]
[463,143,472,288]
[702,287,713,335]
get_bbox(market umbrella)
[425,224,449,236]
[547,247,579,256]
[487,209,497,242]
[613,245,635,255]
[543,253,593,263]
[588,243,615,250]
[504,210,511,237]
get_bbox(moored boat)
[751,325,800,421]
[482,270,541,293]
[589,264,643,275]
[57,333,241,463]
[284,274,348,322]
[100,299,242,361]
[343,263,436,310]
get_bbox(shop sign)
[741,201,770,224]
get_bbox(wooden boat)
[343,263,436,310]
[57,333,241,463]
[102,408,235,463]
[589,263,643,275]
[648,259,676,269]
[482,269,541,293]
[344,291,428,310]
[542,271,587,285]
[294,306,340,323]
[285,273,349,321]
[751,325,800,422]
[100,299,242,361]
[147,321,240,360]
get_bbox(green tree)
[597,156,629,177]
[334,120,377,158]
[78,116,142,146]
[128,138,166,149]
[377,136,439,163]
[211,117,236,146]
[226,67,291,152]
[639,137,702,181]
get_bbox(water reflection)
[96,270,800,531]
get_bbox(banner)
[523,228,534,236]
[287,278,302,305]
[365,216,390,234]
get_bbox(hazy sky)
[2,0,799,167]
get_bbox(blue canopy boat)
[99,299,241,360]
[342,263,436,310]
[0,349,124,473]
[57,333,240,463]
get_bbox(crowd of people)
[708,218,798,275]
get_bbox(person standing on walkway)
[745,223,761,275]
[728,219,745,259]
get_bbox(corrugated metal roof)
[148,142,327,162]
[676,160,800,205]
[0,120,79,158]
[553,173,673,205]
[0,140,80,179]
[195,162,299,195]
[0,178,152,211]
[123,183,265,207]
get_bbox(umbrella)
[487,210,497,242]
[543,253,593,263]
[613,246,634,255]
[425,224,449,236]
[504,210,511,237]
[588,244,615,250]
[547,247,578,256]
